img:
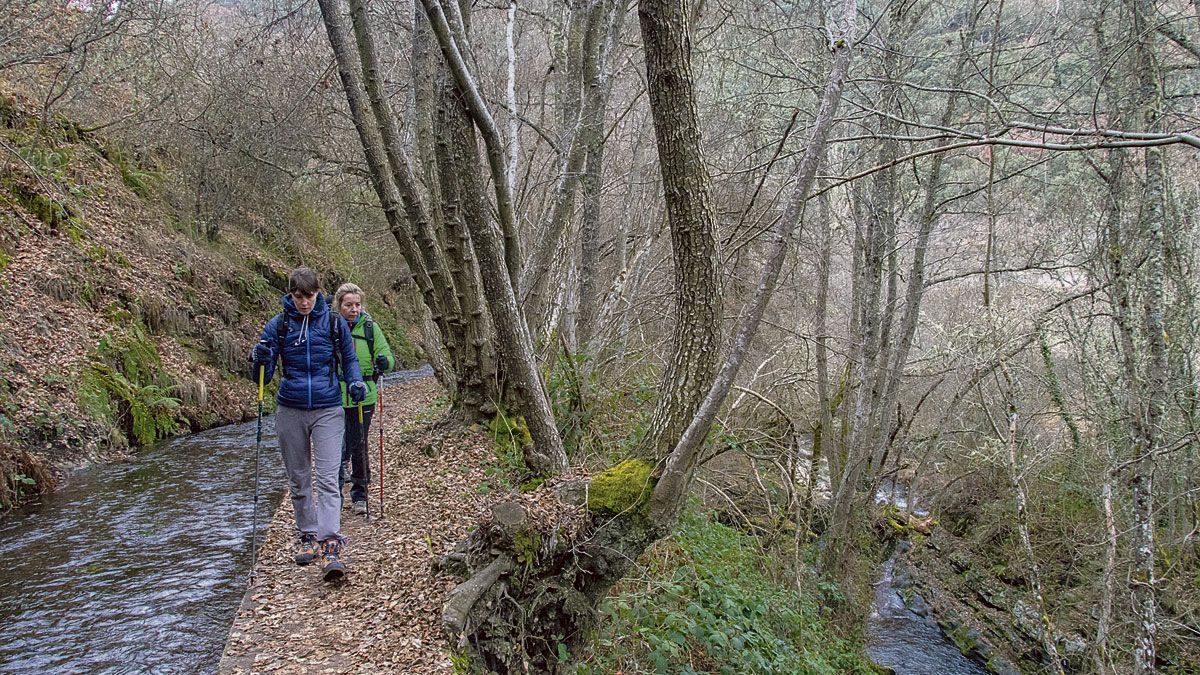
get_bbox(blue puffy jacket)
[253,293,364,410]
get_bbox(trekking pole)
[377,374,384,517]
[250,362,264,585]
[359,400,368,521]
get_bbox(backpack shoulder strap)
[330,311,346,378]
[274,313,287,364]
[364,319,376,363]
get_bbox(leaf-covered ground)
[219,377,494,673]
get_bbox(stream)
[0,366,431,674]
[865,479,990,675]
[866,559,989,675]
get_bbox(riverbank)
[219,375,494,673]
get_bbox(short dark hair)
[288,267,320,294]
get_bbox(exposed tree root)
[441,492,660,672]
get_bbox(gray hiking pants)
[275,404,344,542]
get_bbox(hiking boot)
[352,500,367,516]
[294,534,319,566]
[320,540,346,582]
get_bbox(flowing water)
[0,366,432,674]
[1,365,995,674]
[866,559,990,675]
[866,479,990,674]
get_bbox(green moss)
[0,250,9,275]
[587,458,655,516]
[512,529,542,567]
[519,476,547,493]
[946,625,979,658]
[488,409,531,471]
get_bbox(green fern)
[79,320,180,446]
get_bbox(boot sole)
[322,561,346,582]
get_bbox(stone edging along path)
[219,377,494,674]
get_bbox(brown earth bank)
[0,88,414,511]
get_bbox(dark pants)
[340,404,374,503]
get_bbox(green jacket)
[339,313,395,408]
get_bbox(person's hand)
[349,381,368,403]
[374,354,389,374]
[251,341,271,365]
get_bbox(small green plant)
[545,350,595,455]
[173,261,194,283]
[6,472,37,504]
[486,408,531,487]
[101,144,164,199]
[78,320,181,447]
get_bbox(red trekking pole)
[377,373,385,516]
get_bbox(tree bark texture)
[520,0,616,339]
[416,0,568,476]
[650,0,856,529]
[346,0,499,414]
[418,0,523,291]
[631,0,723,464]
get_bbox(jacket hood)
[281,292,329,319]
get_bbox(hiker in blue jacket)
[250,267,366,582]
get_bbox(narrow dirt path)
[219,376,493,673]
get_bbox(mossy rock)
[587,458,655,516]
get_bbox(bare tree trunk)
[577,0,624,347]
[1097,444,1118,675]
[806,185,834,539]
[521,0,618,338]
[1004,409,1065,674]
[418,0,523,289]
[630,0,723,462]
[648,0,857,528]
[434,73,503,416]
[345,0,502,415]
[417,0,567,475]
[317,0,463,392]
[504,0,519,198]
[1115,2,1165,668]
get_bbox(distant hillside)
[0,88,417,509]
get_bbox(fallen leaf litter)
[219,377,495,674]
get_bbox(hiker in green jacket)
[332,282,396,516]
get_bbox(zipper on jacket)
[306,322,312,410]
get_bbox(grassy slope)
[0,88,414,509]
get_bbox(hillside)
[0,89,415,509]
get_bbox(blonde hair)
[333,282,365,311]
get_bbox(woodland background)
[2,0,1199,672]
